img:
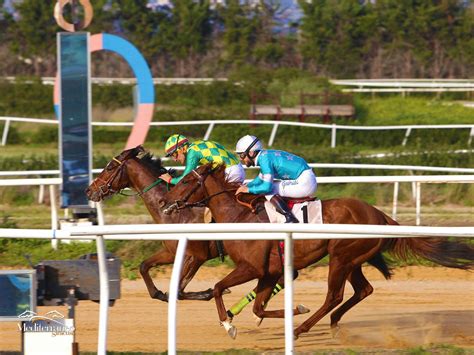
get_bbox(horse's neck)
[205,176,261,223]
[127,160,202,224]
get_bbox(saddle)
[236,193,316,213]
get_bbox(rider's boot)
[270,195,299,223]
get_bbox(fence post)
[402,127,412,146]
[331,124,337,148]
[96,234,109,355]
[204,122,215,140]
[269,123,279,147]
[1,118,10,146]
[284,232,294,354]
[468,127,474,146]
[416,182,421,226]
[49,185,58,250]
[168,236,188,355]
[392,182,399,220]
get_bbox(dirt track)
[1,265,473,353]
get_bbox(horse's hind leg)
[176,255,213,301]
[140,249,175,301]
[252,275,309,320]
[329,266,373,336]
[294,259,351,339]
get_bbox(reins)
[96,154,170,199]
[167,168,236,212]
[118,177,169,197]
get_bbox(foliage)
[1,0,473,77]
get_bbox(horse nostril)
[158,199,166,208]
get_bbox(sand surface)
[0,265,473,353]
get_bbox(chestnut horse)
[161,163,474,339]
[85,146,314,321]
[86,145,216,302]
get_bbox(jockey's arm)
[248,172,273,195]
[170,149,201,185]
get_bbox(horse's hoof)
[297,304,310,314]
[222,288,231,295]
[152,290,168,302]
[331,325,340,338]
[227,325,237,339]
[221,320,237,339]
[293,332,299,341]
[253,314,263,327]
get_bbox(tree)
[7,0,58,75]
[168,0,213,76]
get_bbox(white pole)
[96,202,105,225]
[204,122,215,140]
[284,233,294,354]
[96,234,109,355]
[1,118,10,146]
[468,127,474,146]
[168,236,188,355]
[331,124,337,148]
[392,182,399,220]
[49,185,58,250]
[269,123,279,147]
[416,182,421,226]
[38,185,45,204]
[402,127,412,146]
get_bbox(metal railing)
[1,175,473,228]
[2,117,473,148]
[1,222,472,354]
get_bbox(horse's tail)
[367,252,393,280]
[381,213,474,270]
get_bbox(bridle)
[163,168,235,214]
[90,157,125,199]
[91,155,168,200]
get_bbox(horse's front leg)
[140,249,175,301]
[213,264,261,339]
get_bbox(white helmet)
[235,135,263,154]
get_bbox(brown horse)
[86,145,218,302]
[161,163,474,339]
[85,146,312,321]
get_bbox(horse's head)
[85,145,145,202]
[161,163,217,214]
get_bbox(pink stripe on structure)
[125,103,155,149]
[90,34,103,52]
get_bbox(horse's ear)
[132,145,146,157]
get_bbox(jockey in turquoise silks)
[234,135,317,223]
[159,134,245,185]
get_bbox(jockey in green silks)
[159,134,245,184]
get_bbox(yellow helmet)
[165,134,189,157]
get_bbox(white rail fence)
[1,223,473,355]
[0,175,473,229]
[330,79,474,96]
[1,116,474,148]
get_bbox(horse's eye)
[182,180,188,185]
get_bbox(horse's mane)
[139,153,169,176]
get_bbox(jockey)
[234,135,317,223]
[159,134,245,184]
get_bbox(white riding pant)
[266,169,317,199]
[225,163,246,184]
